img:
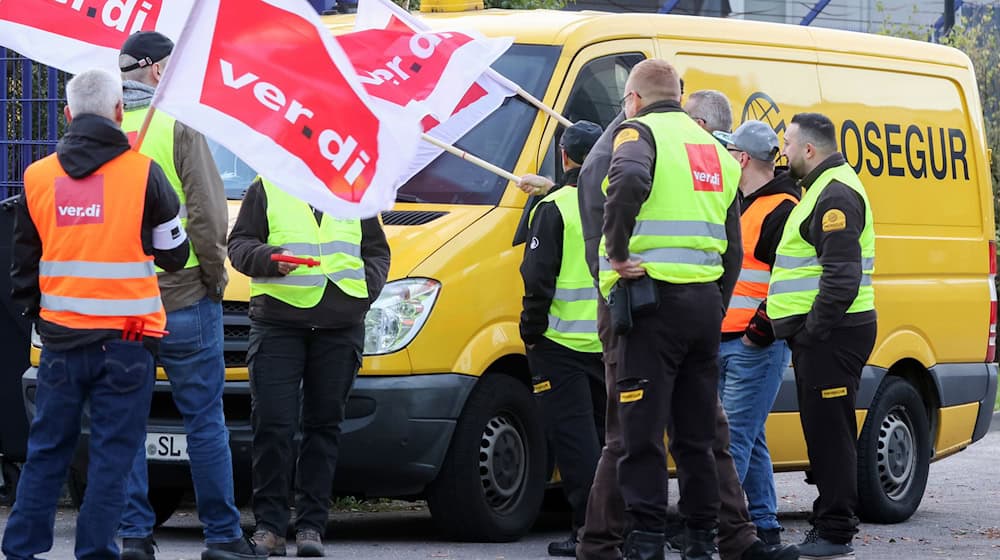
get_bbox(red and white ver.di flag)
[0,0,194,75]
[337,14,511,123]
[353,0,518,184]
[152,0,423,218]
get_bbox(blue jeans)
[119,297,241,543]
[718,337,790,531]
[2,340,154,560]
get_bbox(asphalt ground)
[1,415,998,559]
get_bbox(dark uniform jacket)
[227,178,390,329]
[724,170,800,347]
[771,153,877,341]
[601,100,743,311]
[519,167,580,345]
[11,114,189,351]
[579,113,625,283]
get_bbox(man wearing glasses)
[715,121,801,547]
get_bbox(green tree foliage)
[877,3,999,195]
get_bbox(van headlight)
[364,278,440,356]
[31,324,42,348]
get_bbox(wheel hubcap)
[876,406,916,500]
[479,413,526,511]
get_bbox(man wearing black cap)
[518,120,605,557]
[115,32,257,560]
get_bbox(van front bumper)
[22,367,478,498]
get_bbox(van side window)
[564,53,645,130]
[550,52,645,183]
[515,53,645,246]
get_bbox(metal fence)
[1,49,69,199]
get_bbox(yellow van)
[24,2,996,542]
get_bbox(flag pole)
[131,105,156,152]
[421,133,521,183]
[514,87,572,128]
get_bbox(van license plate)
[145,433,189,461]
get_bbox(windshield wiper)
[395,192,424,203]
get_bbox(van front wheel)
[857,376,931,523]
[426,374,546,542]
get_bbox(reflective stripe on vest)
[24,151,165,332]
[122,107,199,271]
[598,112,741,297]
[528,186,601,353]
[250,179,367,307]
[767,163,875,320]
[721,192,798,333]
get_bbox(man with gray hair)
[114,31,257,560]
[685,90,734,134]
[2,68,189,559]
[716,121,800,546]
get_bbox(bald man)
[600,59,742,560]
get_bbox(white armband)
[153,215,188,250]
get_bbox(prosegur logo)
[741,92,786,136]
[54,174,105,227]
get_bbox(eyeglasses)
[727,147,743,153]
[619,91,640,109]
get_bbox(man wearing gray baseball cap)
[716,120,801,548]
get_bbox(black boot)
[121,537,156,560]
[547,532,579,557]
[681,527,717,560]
[623,530,665,560]
[741,540,801,560]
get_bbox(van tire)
[857,376,931,523]
[426,374,546,542]
[68,467,182,527]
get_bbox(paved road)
[3,422,999,559]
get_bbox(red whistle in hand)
[271,254,320,267]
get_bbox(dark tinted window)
[208,138,257,200]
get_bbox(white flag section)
[402,74,518,184]
[152,0,423,219]
[354,0,519,184]
[0,0,194,75]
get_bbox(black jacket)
[579,112,625,283]
[601,101,743,311]
[227,178,390,329]
[724,170,800,346]
[519,168,579,345]
[11,114,188,351]
[771,153,877,341]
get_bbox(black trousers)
[247,321,364,535]
[527,337,606,531]
[790,322,877,544]
[617,282,723,532]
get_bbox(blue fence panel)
[1,49,68,199]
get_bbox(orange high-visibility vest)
[721,192,797,333]
[24,151,166,332]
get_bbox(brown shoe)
[252,528,287,557]
[295,529,324,558]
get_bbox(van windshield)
[396,44,559,205]
[208,44,559,204]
